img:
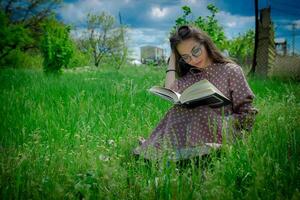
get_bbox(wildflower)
[99,154,109,162]
[108,139,116,146]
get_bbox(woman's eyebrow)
[192,44,200,51]
[180,45,199,56]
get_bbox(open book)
[149,79,231,108]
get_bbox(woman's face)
[176,38,212,69]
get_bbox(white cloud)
[216,11,254,38]
[226,21,237,28]
[151,6,169,18]
[274,19,300,31]
[59,0,121,25]
[60,0,257,59]
[287,19,300,30]
[59,3,87,24]
[217,11,254,28]
[182,0,198,4]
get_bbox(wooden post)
[250,0,258,75]
[255,7,275,77]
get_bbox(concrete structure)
[275,38,287,56]
[256,7,275,77]
[140,46,165,64]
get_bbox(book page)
[180,88,214,103]
[149,86,181,104]
[181,79,212,97]
[179,79,231,106]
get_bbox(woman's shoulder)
[221,62,245,75]
[223,62,241,69]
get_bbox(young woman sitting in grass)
[134,25,258,161]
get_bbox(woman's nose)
[190,56,198,64]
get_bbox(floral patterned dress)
[134,62,258,160]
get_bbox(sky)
[57,0,300,60]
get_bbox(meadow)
[0,66,299,199]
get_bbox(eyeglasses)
[179,44,203,63]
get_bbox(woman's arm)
[165,52,176,89]
[228,64,258,131]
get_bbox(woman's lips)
[195,60,202,66]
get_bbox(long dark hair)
[169,25,234,77]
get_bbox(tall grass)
[0,66,299,199]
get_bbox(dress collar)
[189,63,218,75]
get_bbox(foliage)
[68,45,92,68]
[0,0,62,64]
[0,11,33,63]
[227,30,254,66]
[40,18,73,73]
[86,12,128,68]
[174,5,192,26]
[0,48,43,69]
[1,0,62,26]
[66,37,93,68]
[173,4,255,66]
[174,4,227,50]
[194,4,227,50]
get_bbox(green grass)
[0,66,299,199]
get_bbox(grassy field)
[0,66,299,199]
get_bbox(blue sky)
[58,0,300,60]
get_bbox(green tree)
[0,11,32,61]
[227,30,254,66]
[174,4,227,50]
[86,12,127,68]
[175,5,192,26]
[40,18,73,73]
[0,0,62,62]
[173,4,255,66]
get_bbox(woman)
[134,25,258,161]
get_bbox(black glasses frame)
[179,44,203,63]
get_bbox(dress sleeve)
[228,64,258,131]
[169,79,180,92]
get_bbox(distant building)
[140,46,165,65]
[275,38,287,56]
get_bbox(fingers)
[138,137,146,145]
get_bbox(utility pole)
[118,11,127,68]
[119,11,123,26]
[250,0,258,75]
[119,11,125,46]
[292,23,295,56]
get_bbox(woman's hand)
[138,136,146,145]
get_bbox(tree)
[174,4,227,50]
[0,10,32,60]
[40,18,73,73]
[194,4,227,50]
[86,12,127,68]
[173,4,255,67]
[0,0,61,62]
[227,30,254,66]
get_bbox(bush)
[0,49,43,69]
[40,18,73,73]
[68,47,92,68]
[271,55,300,81]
